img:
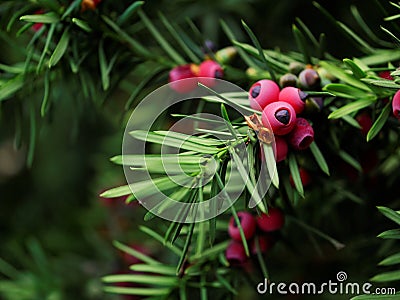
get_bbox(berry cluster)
[248,79,315,161]
[168,60,224,93]
[225,208,284,265]
[376,71,400,121]
[392,90,400,120]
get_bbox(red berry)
[228,211,256,241]
[256,208,285,232]
[225,240,247,265]
[250,234,275,255]
[278,87,307,114]
[379,71,393,81]
[32,10,45,32]
[249,79,280,111]
[356,112,373,136]
[259,136,288,163]
[287,117,314,150]
[169,64,197,93]
[392,90,400,120]
[290,168,312,187]
[262,101,296,135]
[198,60,223,87]
[275,136,288,162]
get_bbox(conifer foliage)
[0,1,400,299]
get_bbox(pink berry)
[262,101,296,136]
[256,208,285,232]
[290,168,312,187]
[379,71,393,81]
[228,211,256,241]
[225,240,247,265]
[392,90,400,120]
[356,112,373,136]
[31,10,45,32]
[249,79,280,111]
[275,136,288,162]
[169,64,197,93]
[250,234,275,255]
[259,136,287,163]
[287,117,314,150]
[198,60,223,87]
[278,86,307,114]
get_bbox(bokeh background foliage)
[0,0,399,299]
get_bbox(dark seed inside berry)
[299,91,309,101]
[251,85,261,98]
[234,216,242,228]
[215,70,223,79]
[275,109,290,124]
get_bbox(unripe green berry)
[279,73,298,88]
[289,62,305,75]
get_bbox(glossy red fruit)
[32,10,45,32]
[259,136,287,163]
[169,64,197,93]
[287,118,314,150]
[249,79,280,111]
[250,234,275,255]
[256,208,285,232]
[356,112,373,136]
[392,90,400,120]
[198,60,223,87]
[290,168,312,187]
[278,87,307,114]
[225,240,247,265]
[275,136,288,162]
[228,211,256,241]
[262,101,296,136]
[379,71,393,81]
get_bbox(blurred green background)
[0,0,398,299]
